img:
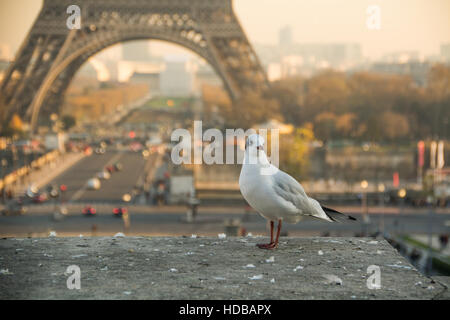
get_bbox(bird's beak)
[245,140,248,150]
[257,145,264,151]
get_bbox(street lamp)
[122,193,131,203]
[361,180,369,236]
[378,183,385,234]
[361,180,368,189]
[121,193,131,233]
[398,188,407,215]
[49,113,61,133]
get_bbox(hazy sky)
[0,0,449,60]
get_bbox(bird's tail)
[321,206,357,222]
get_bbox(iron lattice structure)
[0,0,268,131]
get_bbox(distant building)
[195,63,223,90]
[87,58,111,82]
[118,61,162,83]
[96,44,122,62]
[441,43,450,62]
[279,25,293,48]
[290,43,363,68]
[160,55,196,97]
[280,55,304,78]
[76,60,99,79]
[122,41,151,62]
[370,61,431,86]
[267,63,282,81]
[119,57,221,96]
[254,42,363,78]
[380,51,421,64]
[101,60,120,82]
[129,71,160,94]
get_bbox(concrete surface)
[0,236,448,299]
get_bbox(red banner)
[393,172,399,187]
[417,141,425,168]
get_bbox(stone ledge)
[0,236,447,299]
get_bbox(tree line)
[203,63,450,144]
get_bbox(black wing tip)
[321,205,357,222]
[321,206,341,214]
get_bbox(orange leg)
[257,221,274,249]
[257,220,281,250]
[270,220,274,243]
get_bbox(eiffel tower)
[0,0,268,131]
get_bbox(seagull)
[239,134,356,249]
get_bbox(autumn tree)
[279,126,315,180]
[313,112,337,142]
[267,76,305,126]
[335,113,357,138]
[426,64,450,139]
[304,70,350,118]
[61,115,77,131]
[201,63,450,144]
[381,111,410,141]
[215,90,281,129]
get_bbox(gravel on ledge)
[0,236,447,299]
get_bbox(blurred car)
[32,192,48,204]
[114,162,123,171]
[26,184,39,198]
[95,147,106,155]
[153,181,167,205]
[47,185,59,199]
[96,171,111,180]
[112,207,128,217]
[82,205,96,216]
[435,182,450,207]
[129,142,143,152]
[105,165,115,174]
[1,200,26,216]
[84,146,93,155]
[52,206,68,221]
[87,178,101,190]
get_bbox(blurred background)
[0,0,449,275]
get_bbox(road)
[2,140,449,239]
[1,203,449,238]
[43,149,147,203]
